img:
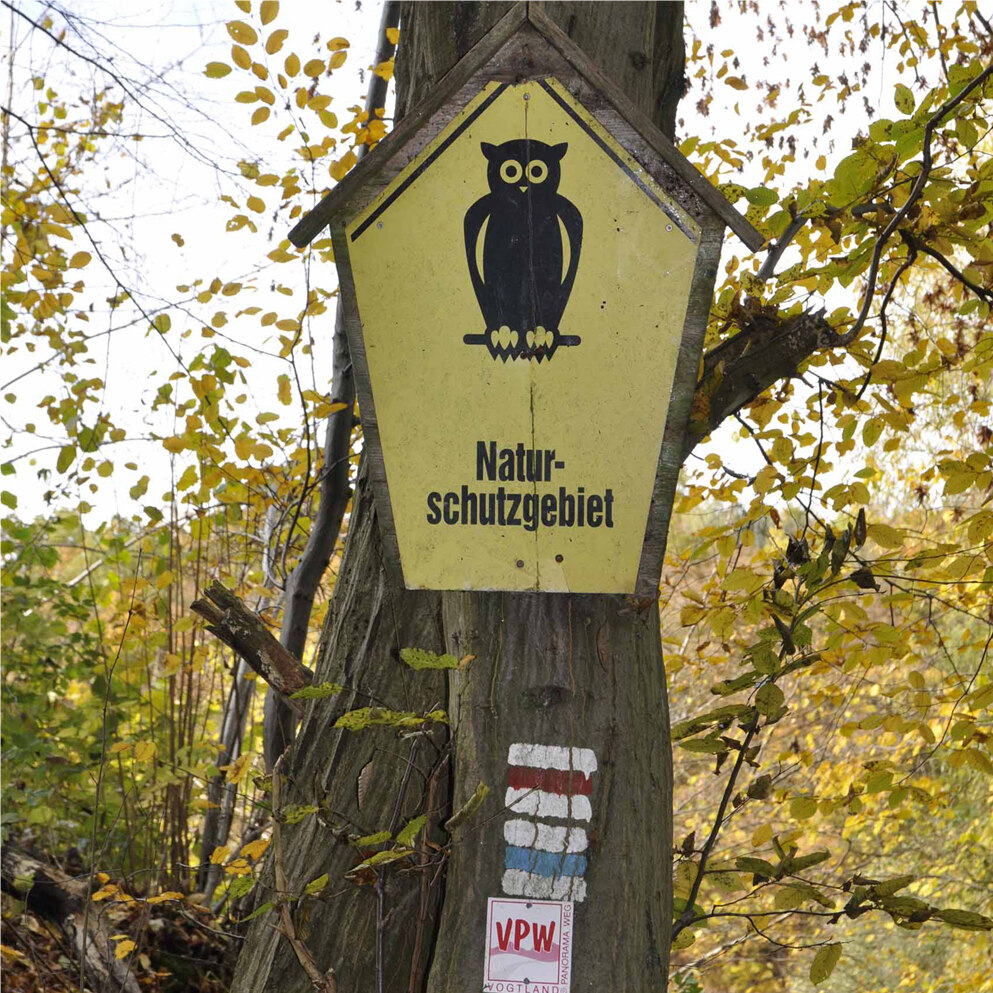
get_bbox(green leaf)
[238,899,273,923]
[1,490,16,510]
[734,856,779,880]
[399,648,459,670]
[304,873,328,896]
[395,815,426,847]
[56,445,76,474]
[671,704,754,741]
[755,682,785,717]
[931,908,993,931]
[810,942,842,984]
[352,830,391,847]
[281,804,318,824]
[334,707,448,731]
[894,83,915,114]
[348,848,414,874]
[289,681,342,700]
[745,186,778,206]
[790,796,818,820]
[445,781,490,832]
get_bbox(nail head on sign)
[516,559,525,568]
[555,554,564,563]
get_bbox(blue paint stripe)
[504,845,587,878]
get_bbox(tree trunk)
[231,4,685,991]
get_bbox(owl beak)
[518,184,528,192]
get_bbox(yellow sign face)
[346,78,701,593]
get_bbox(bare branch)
[192,581,312,702]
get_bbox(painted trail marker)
[483,897,573,993]
[502,743,595,903]
[289,7,761,596]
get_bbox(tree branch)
[682,307,839,459]
[191,580,312,703]
[672,717,759,939]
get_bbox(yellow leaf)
[752,823,773,847]
[329,51,348,70]
[386,27,399,45]
[725,76,748,90]
[790,797,818,820]
[251,106,270,126]
[133,740,156,762]
[810,943,842,985]
[241,837,271,860]
[227,21,258,46]
[867,523,903,548]
[256,86,275,105]
[307,95,332,111]
[114,940,136,960]
[234,0,250,9]
[69,251,91,268]
[146,891,184,904]
[171,232,185,247]
[205,62,232,78]
[92,883,118,901]
[265,29,288,54]
[284,53,300,76]
[303,58,325,77]
[222,751,256,784]
[327,36,349,51]
[260,0,279,25]
[231,44,251,69]
[210,845,231,865]
[329,149,357,181]
[371,58,392,80]
[277,373,292,405]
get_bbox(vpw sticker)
[483,897,572,993]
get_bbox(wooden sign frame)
[289,3,763,597]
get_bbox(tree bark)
[231,4,686,991]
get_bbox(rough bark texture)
[231,4,685,991]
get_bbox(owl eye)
[526,161,548,184]
[499,160,523,183]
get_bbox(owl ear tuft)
[551,143,568,160]
[480,142,498,159]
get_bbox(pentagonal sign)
[343,78,702,594]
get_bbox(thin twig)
[673,717,759,939]
[835,61,993,347]
[272,752,339,993]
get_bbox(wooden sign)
[290,7,761,595]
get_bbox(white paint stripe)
[507,743,597,774]
[505,788,592,822]
[502,868,587,902]
[504,819,588,853]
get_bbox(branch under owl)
[682,305,840,461]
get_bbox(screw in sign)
[483,897,572,993]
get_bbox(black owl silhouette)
[463,139,583,361]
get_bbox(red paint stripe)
[506,766,593,796]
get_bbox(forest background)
[1,1,992,992]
